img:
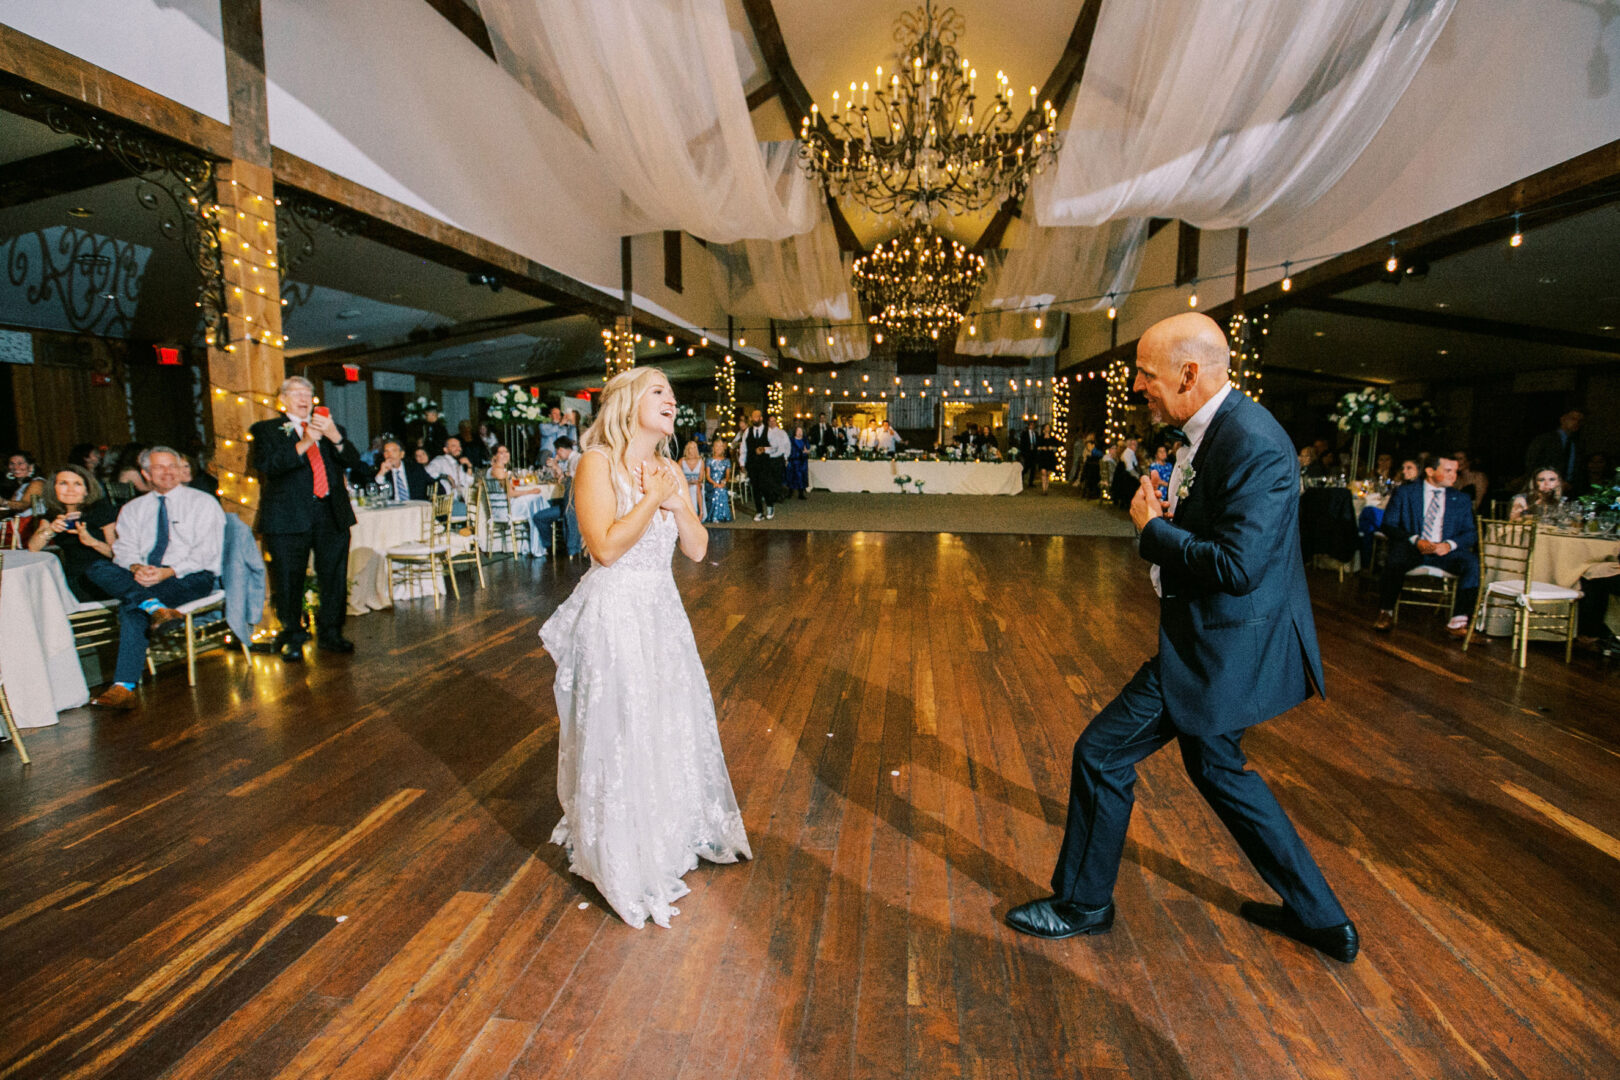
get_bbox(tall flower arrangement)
[401,396,441,424]
[1329,387,1408,479]
[486,386,545,462]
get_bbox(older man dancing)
[1006,313,1357,964]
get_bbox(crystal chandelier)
[798,2,1062,221]
[853,224,986,344]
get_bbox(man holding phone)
[250,376,363,661]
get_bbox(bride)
[540,367,751,928]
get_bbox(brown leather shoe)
[1373,612,1394,632]
[147,606,184,630]
[91,684,137,710]
[1447,623,1482,641]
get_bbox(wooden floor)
[3,529,1618,1080]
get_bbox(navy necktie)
[147,494,169,566]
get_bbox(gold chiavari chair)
[1464,516,1581,667]
[385,497,454,608]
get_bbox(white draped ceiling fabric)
[1033,0,1457,229]
[478,0,819,242]
[956,218,1148,357]
[708,219,869,365]
[480,0,1455,359]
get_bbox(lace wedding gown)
[539,453,751,928]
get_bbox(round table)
[347,501,440,614]
[807,459,1024,495]
[1479,527,1620,638]
[0,550,90,728]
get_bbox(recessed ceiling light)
[346,333,358,340]
[1601,325,1616,331]
[1437,349,1449,355]
[67,206,93,218]
[1538,276,1556,285]
[336,309,361,319]
[1434,302,1448,309]
[1313,331,1325,338]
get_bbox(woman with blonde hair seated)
[1509,468,1563,520]
[538,367,750,929]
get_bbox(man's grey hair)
[280,375,315,396]
[139,445,182,471]
[1167,332,1230,375]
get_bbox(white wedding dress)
[540,451,751,928]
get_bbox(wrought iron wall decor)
[0,79,226,346]
[275,191,363,312]
[2,227,146,338]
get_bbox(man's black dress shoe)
[1239,902,1359,963]
[1005,897,1115,940]
[279,641,304,662]
[317,636,355,654]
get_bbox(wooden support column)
[208,160,286,524]
[209,0,284,525]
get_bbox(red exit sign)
[154,346,181,366]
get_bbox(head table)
[0,550,90,728]
[807,459,1024,496]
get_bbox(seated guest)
[3,450,46,512]
[476,422,498,459]
[1509,468,1563,520]
[1297,445,1318,479]
[68,443,104,474]
[1373,452,1479,639]
[1577,451,1613,497]
[1453,449,1488,510]
[181,451,220,500]
[426,436,475,498]
[371,438,432,501]
[26,464,118,601]
[107,443,151,496]
[455,420,488,467]
[1577,573,1620,654]
[1394,458,1420,486]
[1373,452,1394,483]
[530,436,578,556]
[359,436,385,468]
[84,447,225,709]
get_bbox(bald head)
[1134,313,1231,425]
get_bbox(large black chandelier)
[798,2,1062,221]
[852,224,985,344]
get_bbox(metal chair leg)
[0,684,29,766]
[185,614,198,686]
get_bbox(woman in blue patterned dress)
[705,439,733,522]
[785,424,810,500]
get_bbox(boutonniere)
[280,421,296,437]
[1176,465,1197,502]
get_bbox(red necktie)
[307,432,330,497]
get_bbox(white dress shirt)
[112,484,225,578]
[766,427,791,459]
[876,429,897,453]
[426,453,474,495]
[377,462,411,502]
[1151,383,1232,598]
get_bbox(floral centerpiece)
[401,395,441,424]
[894,474,911,493]
[1576,471,1620,525]
[485,385,545,462]
[1328,386,1409,480]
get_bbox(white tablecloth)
[347,502,442,614]
[1479,527,1620,638]
[808,460,1024,495]
[0,551,90,728]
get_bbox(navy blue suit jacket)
[1380,481,1476,551]
[1138,392,1325,736]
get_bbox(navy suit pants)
[1379,539,1479,615]
[1052,658,1347,929]
[83,563,218,686]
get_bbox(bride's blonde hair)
[580,366,673,483]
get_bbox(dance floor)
[2,531,1617,1079]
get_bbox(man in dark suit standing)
[250,376,363,661]
[808,413,837,455]
[1373,452,1480,638]
[1007,313,1357,963]
[1016,424,1040,485]
[1523,409,1583,489]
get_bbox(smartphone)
[313,406,331,418]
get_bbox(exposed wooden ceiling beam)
[291,305,580,370]
[0,145,128,209]
[1296,297,1620,356]
[745,79,781,113]
[421,0,494,60]
[974,0,1106,253]
[737,0,863,253]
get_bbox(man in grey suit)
[1006,313,1357,963]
